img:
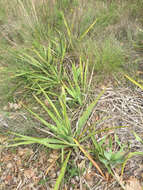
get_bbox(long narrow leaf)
[5,141,35,147]
[72,64,81,95]
[8,140,68,149]
[80,19,97,40]
[59,87,71,133]
[84,60,88,92]
[23,105,57,133]
[32,49,47,64]
[18,53,50,77]
[75,90,105,136]
[133,132,143,144]
[19,53,42,68]
[125,75,143,90]
[9,132,67,144]
[33,95,68,136]
[7,133,69,149]
[79,57,83,87]
[61,12,72,46]
[80,125,130,142]
[54,151,71,190]
[39,85,61,120]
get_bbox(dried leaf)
[5,175,12,182]
[125,177,142,190]
[44,99,49,106]
[85,171,96,181]
[3,106,8,111]
[24,169,35,179]
[46,156,59,175]
[7,163,13,169]
[0,135,8,143]
[18,147,33,156]
[6,102,22,111]
[2,155,12,162]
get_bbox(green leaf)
[79,57,84,87]
[91,136,100,152]
[59,87,71,133]
[9,132,71,148]
[5,141,35,147]
[110,153,125,166]
[11,133,66,144]
[72,64,81,95]
[99,156,112,174]
[39,85,61,120]
[133,132,143,144]
[61,12,72,47]
[75,90,105,137]
[115,134,122,147]
[20,53,43,69]
[24,105,58,133]
[63,83,75,98]
[54,151,71,190]
[32,49,47,64]
[98,135,107,146]
[33,95,68,136]
[104,151,112,160]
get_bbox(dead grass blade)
[73,138,106,179]
[45,155,60,175]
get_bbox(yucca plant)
[6,87,104,148]
[11,37,67,95]
[4,87,105,188]
[5,8,98,99]
[63,57,89,106]
[8,11,97,97]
